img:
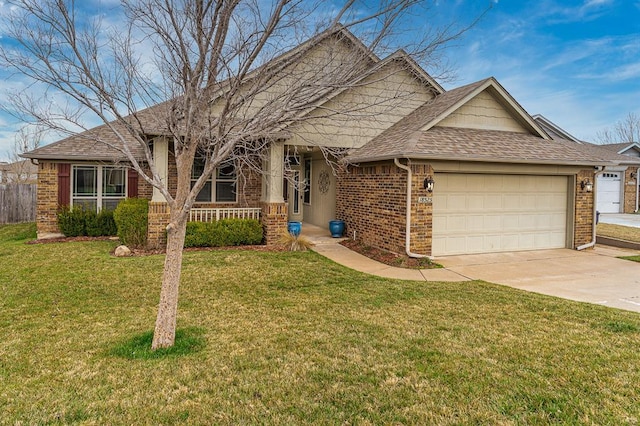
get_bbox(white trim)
[70,164,127,212]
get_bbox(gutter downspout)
[577,166,605,251]
[394,158,433,259]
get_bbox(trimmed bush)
[87,209,118,237]
[58,206,88,237]
[58,206,118,237]
[113,198,149,248]
[184,219,263,248]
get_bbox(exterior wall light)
[580,178,593,193]
[423,175,434,193]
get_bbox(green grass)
[2,223,640,424]
[596,223,640,262]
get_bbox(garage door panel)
[467,195,484,209]
[433,174,568,255]
[596,173,622,213]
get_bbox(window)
[72,165,126,212]
[191,158,237,203]
[303,158,311,204]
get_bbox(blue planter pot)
[287,221,302,236]
[328,220,345,238]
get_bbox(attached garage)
[596,172,622,213]
[432,173,570,256]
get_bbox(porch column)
[148,136,170,249]
[151,136,169,202]
[261,142,284,203]
[261,142,287,245]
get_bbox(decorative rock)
[114,245,132,257]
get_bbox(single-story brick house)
[22,26,640,257]
[592,142,640,214]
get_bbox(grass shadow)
[108,327,206,359]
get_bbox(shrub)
[58,206,92,237]
[113,198,149,247]
[58,206,118,237]
[184,219,263,248]
[278,232,313,252]
[87,209,118,237]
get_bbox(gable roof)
[24,25,443,162]
[598,142,640,155]
[419,78,550,138]
[532,114,581,142]
[347,77,640,167]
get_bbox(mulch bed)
[340,239,441,269]
[25,235,285,256]
[26,235,438,268]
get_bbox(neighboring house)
[22,26,640,257]
[533,115,640,214]
[596,142,640,213]
[0,159,38,184]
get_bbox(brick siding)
[260,202,288,246]
[336,161,432,255]
[147,202,170,249]
[36,161,60,235]
[623,168,638,213]
[574,169,596,247]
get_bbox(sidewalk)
[599,213,640,228]
[303,222,470,282]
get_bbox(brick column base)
[147,202,170,249]
[260,202,288,246]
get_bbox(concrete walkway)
[305,223,470,282]
[599,213,640,228]
[304,222,640,313]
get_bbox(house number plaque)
[418,196,432,203]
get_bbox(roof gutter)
[350,153,617,168]
[394,158,433,260]
[577,166,605,251]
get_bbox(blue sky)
[440,0,640,142]
[0,0,639,161]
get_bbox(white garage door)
[596,172,622,213]
[433,174,569,256]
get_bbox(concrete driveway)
[438,246,640,313]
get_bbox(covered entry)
[432,173,569,256]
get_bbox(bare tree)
[0,0,482,348]
[596,112,640,144]
[2,125,42,183]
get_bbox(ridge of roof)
[596,141,640,154]
[23,25,387,161]
[532,114,581,143]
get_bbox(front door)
[288,167,304,222]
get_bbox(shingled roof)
[348,125,640,166]
[346,77,640,167]
[21,123,148,161]
[597,142,640,154]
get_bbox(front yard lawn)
[2,222,640,424]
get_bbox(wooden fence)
[0,184,36,224]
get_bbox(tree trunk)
[151,214,188,349]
